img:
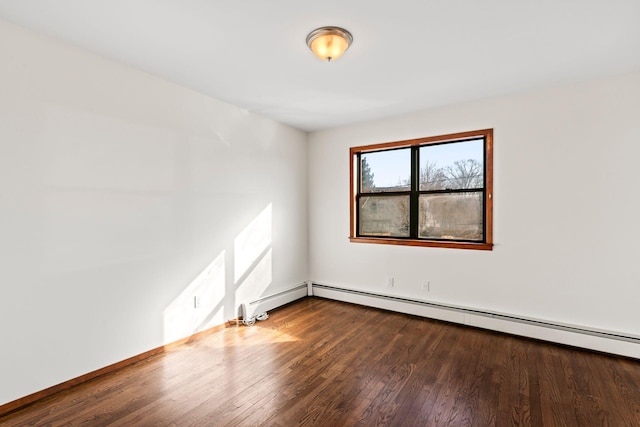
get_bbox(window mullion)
[410,146,419,239]
[355,152,362,237]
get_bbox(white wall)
[309,71,640,341]
[0,19,308,406]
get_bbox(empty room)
[1,1,640,426]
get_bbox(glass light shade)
[306,27,353,62]
[310,34,348,62]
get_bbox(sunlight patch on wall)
[235,247,273,308]
[234,204,272,283]
[163,251,226,343]
[233,204,275,313]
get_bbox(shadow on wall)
[162,204,273,343]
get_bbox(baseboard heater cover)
[241,283,308,321]
[311,283,640,358]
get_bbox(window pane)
[419,193,483,241]
[361,148,410,192]
[359,196,410,237]
[420,139,484,190]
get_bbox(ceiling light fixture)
[306,26,353,62]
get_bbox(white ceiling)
[1,1,639,132]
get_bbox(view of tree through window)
[361,148,411,191]
[350,129,493,250]
[357,149,411,237]
[418,140,484,240]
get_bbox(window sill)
[349,236,493,251]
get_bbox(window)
[350,129,493,250]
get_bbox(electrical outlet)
[387,277,395,288]
[421,280,430,293]
[194,296,201,308]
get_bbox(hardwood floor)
[2,297,640,426]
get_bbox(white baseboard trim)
[311,282,640,359]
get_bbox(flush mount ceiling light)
[306,26,353,62]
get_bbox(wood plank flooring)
[2,297,640,426]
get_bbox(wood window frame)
[350,129,493,250]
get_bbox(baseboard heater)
[241,283,309,324]
[311,282,640,358]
